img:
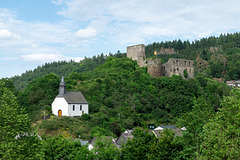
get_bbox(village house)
[88,136,117,150]
[152,125,184,138]
[116,130,134,148]
[52,76,89,117]
[226,81,240,88]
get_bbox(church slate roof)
[58,91,88,104]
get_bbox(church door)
[58,110,62,116]
[82,111,84,115]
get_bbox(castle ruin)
[127,44,147,67]
[147,59,162,78]
[127,44,194,79]
[161,59,194,78]
[157,47,177,55]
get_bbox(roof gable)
[58,91,88,104]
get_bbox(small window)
[73,105,75,111]
[80,105,82,110]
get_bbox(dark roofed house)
[88,136,117,150]
[152,125,183,138]
[116,130,134,148]
[52,76,89,117]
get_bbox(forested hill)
[146,32,240,60]
[11,52,125,90]
[1,32,240,159]
[146,32,240,81]
[11,32,240,91]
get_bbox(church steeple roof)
[59,76,66,95]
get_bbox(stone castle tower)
[147,59,162,78]
[127,44,194,79]
[127,44,147,67]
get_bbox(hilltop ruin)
[127,44,194,79]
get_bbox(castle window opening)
[189,62,191,66]
[177,68,179,71]
[185,61,186,65]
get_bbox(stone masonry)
[161,59,194,79]
[147,59,162,78]
[157,47,177,55]
[127,44,194,79]
[127,44,147,67]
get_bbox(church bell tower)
[59,76,66,95]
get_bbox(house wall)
[52,97,68,116]
[68,104,89,117]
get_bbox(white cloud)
[56,0,240,42]
[0,29,19,39]
[76,27,97,39]
[57,0,108,21]
[20,53,84,63]
[0,29,12,38]
[51,0,65,5]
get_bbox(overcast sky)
[0,0,240,78]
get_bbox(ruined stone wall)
[209,46,222,53]
[196,54,208,72]
[147,59,162,78]
[157,47,177,55]
[126,44,194,79]
[162,59,194,79]
[127,44,146,67]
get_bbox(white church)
[52,76,89,117]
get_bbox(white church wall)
[68,104,89,117]
[82,104,89,114]
[52,97,68,116]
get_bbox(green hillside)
[1,32,240,159]
[11,52,126,91]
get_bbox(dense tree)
[0,82,41,159]
[121,127,184,159]
[177,96,214,158]
[199,89,240,159]
[92,136,121,160]
[42,136,93,160]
